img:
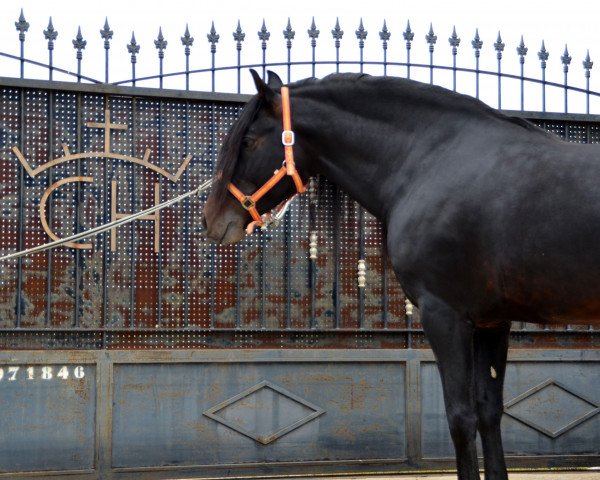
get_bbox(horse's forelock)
[211,95,264,206]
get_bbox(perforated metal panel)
[1,88,599,352]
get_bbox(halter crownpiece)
[227,85,306,234]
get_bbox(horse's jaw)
[203,195,248,245]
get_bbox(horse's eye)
[242,137,256,149]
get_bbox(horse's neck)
[294,86,442,222]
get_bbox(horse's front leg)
[474,325,510,480]
[421,296,480,480]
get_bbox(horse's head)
[203,70,311,244]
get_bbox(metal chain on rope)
[0,179,214,262]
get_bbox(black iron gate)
[0,11,599,479]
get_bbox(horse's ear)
[266,70,283,89]
[249,68,278,106]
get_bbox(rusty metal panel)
[0,362,96,472]
[111,361,406,467]
[420,360,600,459]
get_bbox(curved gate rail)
[0,11,599,480]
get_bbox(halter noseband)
[227,86,306,234]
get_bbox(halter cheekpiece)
[227,86,306,233]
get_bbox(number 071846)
[0,365,86,382]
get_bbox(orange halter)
[227,86,306,234]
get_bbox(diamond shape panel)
[504,379,600,438]
[204,381,325,444]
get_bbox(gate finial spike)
[583,50,593,72]
[15,8,29,35]
[44,17,58,43]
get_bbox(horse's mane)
[211,73,547,204]
[211,95,263,207]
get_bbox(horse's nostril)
[201,215,207,230]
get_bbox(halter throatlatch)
[227,86,306,234]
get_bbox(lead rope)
[0,178,214,262]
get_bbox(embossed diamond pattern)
[504,379,600,438]
[204,380,325,444]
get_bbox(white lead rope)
[0,179,214,262]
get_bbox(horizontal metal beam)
[0,76,251,103]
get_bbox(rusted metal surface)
[1,82,598,350]
[0,349,598,479]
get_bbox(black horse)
[203,70,600,480]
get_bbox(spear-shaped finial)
[15,9,29,39]
[332,17,344,47]
[425,23,437,52]
[44,17,58,46]
[494,31,505,59]
[284,18,295,48]
[258,19,270,48]
[379,20,390,48]
[308,17,320,47]
[355,18,367,47]
[207,22,219,53]
[517,35,528,62]
[233,20,245,50]
[561,43,572,71]
[73,26,87,56]
[154,27,168,57]
[100,17,113,48]
[449,26,460,54]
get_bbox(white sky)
[3,0,600,113]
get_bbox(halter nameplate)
[228,85,305,233]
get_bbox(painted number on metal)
[0,366,86,382]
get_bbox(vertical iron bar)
[234,21,245,94]
[425,24,437,85]
[358,208,365,329]
[332,18,343,74]
[157,101,163,326]
[73,27,86,84]
[209,103,216,329]
[260,231,265,329]
[380,20,390,76]
[404,21,414,79]
[472,29,482,99]
[15,89,25,328]
[449,27,460,92]
[45,92,54,327]
[259,20,270,79]
[182,24,194,91]
[208,23,219,92]
[127,33,139,88]
[15,10,29,79]
[584,51,593,115]
[334,186,340,328]
[494,32,505,109]
[285,209,291,329]
[356,19,366,74]
[517,36,528,111]
[183,101,190,328]
[155,27,167,89]
[44,17,57,82]
[382,242,388,329]
[100,18,113,84]
[74,93,83,328]
[284,19,295,83]
[130,98,137,329]
[562,45,571,113]
[308,18,319,78]
[539,41,549,113]
[235,245,241,328]
[101,95,108,346]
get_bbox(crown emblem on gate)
[12,109,193,252]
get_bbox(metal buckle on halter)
[282,130,295,146]
[241,196,255,210]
